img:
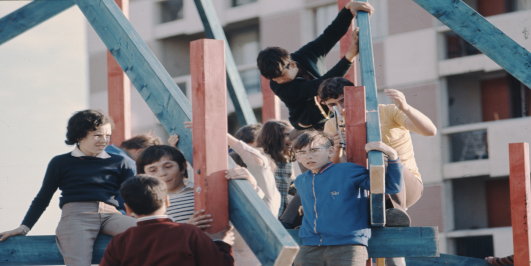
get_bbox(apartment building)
[86,0,531,259]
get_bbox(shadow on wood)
[406,253,491,266]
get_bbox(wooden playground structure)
[1,0,531,265]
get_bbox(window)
[231,0,257,7]
[227,27,261,94]
[445,31,480,59]
[455,235,494,259]
[463,0,516,16]
[159,0,184,23]
[449,129,488,162]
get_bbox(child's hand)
[345,1,374,18]
[0,226,28,241]
[365,141,398,161]
[345,27,360,61]
[187,209,213,230]
[331,129,346,150]
[384,89,410,112]
[167,134,179,147]
[205,226,235,246]
[225,167,258,191]
[184,121,193,132]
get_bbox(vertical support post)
[107,0,131,146]
[261,76,281,122]
[338,0,356,85]
[190,39,229,233]
[509,142,531,266]
[344,86,367,167]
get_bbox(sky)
[0,2,88,236]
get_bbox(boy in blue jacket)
[292,131,403,266]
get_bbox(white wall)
[0,3,87,236]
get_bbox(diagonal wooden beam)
[193,0,258,126]
[405,253,490,266]
[412,0,531,89]
[0,0,74,46]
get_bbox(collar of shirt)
[136,214,170,222]
[71,145,111,159]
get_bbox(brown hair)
[292,131,333,151]
[121,133,163,150]
[120,174,167,215]
[256,120,293,163]
[257,47,291,79]
[318,77,354,102]
[65,110,114,145]
[234,123,263,144]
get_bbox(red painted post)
[338,0,356,85]
[509,142,531,266]
[190,39,229,234]
[107,0,131,146]
[261,76,280,122]
[344,86,367,167]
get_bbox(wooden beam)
[74,0,194,164]
[405,253,490,266]
[107,0,131,146]
[411,0,531,89]
[261,75,281,122]
[337,0,356,85]
[509,142,531,266]
[356,0,385,227]
[190,39,229,234]
[193,0,257,126]
[286,227,439,258]
[0,0,74,46]
[344,86,367,167]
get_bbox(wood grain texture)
[261,75,281,122]
[406,253,490,266]
[193,0,257,126]
[345,86,367,167]
[287,227,439,258]
[412,0,531,88]
[509,142,531,266]
[337,0,356,84]
[191,39,229,234]
[75,0,194,163]
[0,1,74,45]
[370,165,385,193]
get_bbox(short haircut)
[121,133,163,150]
[318,77,354,102]
[256,120,292,163]
[234,124,263,144]
[136,145,188,178]
[120,174,167,215]
[257,47,291,79]
[65,110,114,145]
[292,131,334,151]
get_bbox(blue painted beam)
[0,0,74,46]
[193,0,257,126]
[287,227,439,258]
[412,0,531,89]
[74,0,194,164]
[356,1,385,227]
[406,253,491,266]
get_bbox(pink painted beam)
[107,0,131,146]
[344,86,367,167]
[261,75,280,122]
[190,39,229,234]
[509,142,531,266]
[338,0,356,85]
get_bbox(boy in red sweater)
[100,174,235,266]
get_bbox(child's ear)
[328,146,335,158]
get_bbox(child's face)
[143,156,185,193]
[323,95,345,117]
[283,127,294,153]
[295,141,334,172]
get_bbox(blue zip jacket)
[294,160,403,246]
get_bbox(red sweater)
[100,218,234,266]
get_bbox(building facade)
[86,0,531,260]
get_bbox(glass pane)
[450,129,488,162]
[160,0,184,23]
[240,68,261,94]
[231,0,257,7]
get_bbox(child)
[100,174,234,266]
[257,1,373,130]
[319,77,436,226]
[292,131,403,266]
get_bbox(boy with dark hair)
[292,131,403,266]
[257,1,373,130]
[100,174,235,266]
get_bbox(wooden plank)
[406,253,490,266]
[0,234,112,265]
[261,75,281,122]
[287,227,439,258]
[0,0,74,46]
[356,1,385,227]
[191,39,229,234]
[509,142,531,266]
[229,179,299,266]
[193,0,257,126]
[345,86,367,167]
[74,0,194,163]
[107,0,131,146]
[337,0,356,84]
[411,0,531,89]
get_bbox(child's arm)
[364,142,404,194]
[384,89,437,136]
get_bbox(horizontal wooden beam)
[74,0,194,163]
[405,253,490,266]
[0,0,74,46]
[412,0,531,89]
[287,227,439,258]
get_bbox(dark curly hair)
[318,77,354,102]
[256,120,293,163]
[65,110,114,145]
[120,174,167,215]
[257,47,291,79]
